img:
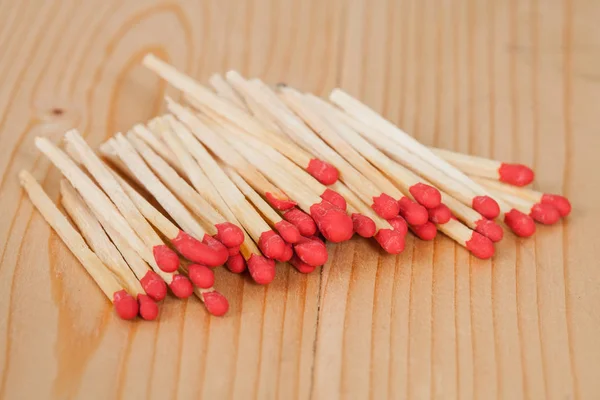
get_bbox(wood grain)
[1,0,599,399]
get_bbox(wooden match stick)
[208,73,247,109]
[328,89,503,214]
[60,180,159,320]
[110,133,230,268]
[141,53,339,185]
[128,125,245,249]
[430,147,535,187]
[18,170,139,320]
[134,121,185,176]
[226,71,402,220]
[473,177,571,218]
[279,87,436,221]
[436,218,495,259]
[64,129,181,274]
[439,192,504,242]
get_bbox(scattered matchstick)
[60,180,159,320]
[19,170,139,320]
[484,186,561,225]
[431,147,535,187]
[208,73,247,109]
[142,53,339,185]
[435,218,495,259]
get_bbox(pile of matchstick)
[18,54,571,321]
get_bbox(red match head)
[258,230,286,260]
[530,203,561,225]
[289,254,318,274]
[275,220,301,244]
[187,264,215,288]
[465,232,495,259]
[137,294,159,321]
[113,290,139,320]
[278,243,294,262]
[215,222,245,248]
[201,234,230,266]
[225,252,247,273]
[140,270,167,301]
[294,237,328,266]
[351,213,376,238]
[428,203,452,224]
[411,221,438,241]
[247,254,276,285]
[371,193,401,219]
[386,216,408,236]
[169,274,194,298]
[471,196,500,219]
[398,196,429,226]
[504,209,536,237]
[498,163,535,186]
[474,218,504,242]
[409,183,442,209]
[374,228,406,254]
[171,230,228,267]
[541,194,571,217]
[265,192,297,211]
[152,244,180,273]
[310,200,354,243]
[228,245,240,256]
[320,188,347,210]
[201,291,229,316]
[306,158,339,185]
[283,208,317,237]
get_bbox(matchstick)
[110,134,230,267]
[141,53,339,185]
[430,147,535,187]
[208,73,247,109]
[473,177,571,217]
[19,170,139,320]
[65,129,181,273]
[484,186,561,225]
[60,180,159,320]
[435,218,495,259]
[134,120,185,176]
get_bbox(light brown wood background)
[0,0,599,399]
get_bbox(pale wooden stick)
[208,73,247,109]
[35,136,165,274]
[133,122,185,176]
[19,170,123,301]
[60,180,144,296]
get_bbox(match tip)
[411,221,438,241]
[169,274,194,298]
[247,254,276,285]
[351,213,377,238]
[474,218,504,242]
[409,183,442,209]
[398,197,429,226]
[306,158,339,185]
[215,222,245,248]
[472,196,501,219]
[225,252,247,273]
[265,192,297,211]
[504,209,536,237]
[371,193,401,220]
[172,230,228,267]
[320,188,347,210]
[201,291,229,317]
[188,264,215,288]
[140,270,168,301]
[465,232,495,259]
[275,220,301,244]
[258,230,286,260]
[498,163,535,186]
[152,244,180,273]
[113,290,139,320]
[375,228,406,254]
[283,208,317,237]
[228,246,240,256]
[310,201,354,243]
[289,254,318,274]
[541,194,571,217]
[428,203,452,224]
[279,243,294,262]
[294,237,328,266]
[137,294,159,321]
[387,216,408,236]
[530,203,561,225]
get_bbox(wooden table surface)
[1,0,599,399]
